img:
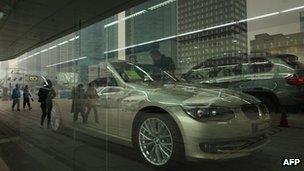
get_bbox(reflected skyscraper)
[177,0,248,73]
[125,0,177,60]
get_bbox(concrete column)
[118,12,126,61]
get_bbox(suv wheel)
[134,113,184,168]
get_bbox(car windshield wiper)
[162,71,178,82]
[133,64,154,82]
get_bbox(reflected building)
[250,33,304,62]
[177,0,248,73]
[125,0,177,63]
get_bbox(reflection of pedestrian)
[11,84,21,111]
[23,85,33,110]
[38,80,56,128]
[150,49,176,74]
[73,84,86,123]
[209,65,219,78]
[128,54,138,64]
[85,83,99,123]
[233,62,243,75]
[71,86,75,113]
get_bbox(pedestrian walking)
[11,84,21,111]
[72,84,86,123]
[85,83,99,123]
[23,85,33,110]
[38,80,56,128]
[71,86,75,114]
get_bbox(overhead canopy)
[0,0,146,61]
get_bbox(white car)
[51,61,271,168]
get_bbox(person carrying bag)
[85,83,99,123]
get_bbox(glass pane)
[0,0,304,170]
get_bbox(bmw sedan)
[51,61,271,168]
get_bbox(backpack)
[11,88,20,99]
[38,87,50,103]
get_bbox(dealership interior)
[0,0,303,170]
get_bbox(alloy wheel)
[138,118,173,166]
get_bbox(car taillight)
[285,75,304,85]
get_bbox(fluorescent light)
[48,45,57,50]
[75,36,79,39]
[40,49,48,53]
[104,0,176,28]
[58,41,68,46]
[104,4,304,54]
[69,37,75,41]
[281,5,304,13]
[104,22,237,54]
[13,53,38,64]
[104,21,119,28]
[33,52,40,56]
[46,56,87,67]
[122,10,147,21]
[239,12,279,22]
[148,0,176,11]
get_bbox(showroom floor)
[0,100,303,171]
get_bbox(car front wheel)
[134,113,184,168]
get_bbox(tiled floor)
[0,100,303,171]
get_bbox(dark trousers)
[73,103,86,123]
[86,106,99,123]
[41,102,53,127]
[73,110,86,123]
[23,98,31,109]
[12,99,20,111]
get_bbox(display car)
[51,61,270,168]
[182,54,304,113]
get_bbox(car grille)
[241,105,260,120]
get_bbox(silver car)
[51,61,271,168]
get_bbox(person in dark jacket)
[149,49,176,74]
[11,84,21,111]
[73,84,86,123]
[38,80,56,128]
[71,86,76,113]
[23,85,33,110]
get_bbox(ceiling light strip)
[104,5,303,54]
[46,56,87,67]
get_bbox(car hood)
[128,83,260,107]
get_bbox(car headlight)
[181,105,235,121]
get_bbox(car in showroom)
[50,61,270,168]
[182,54,304,113]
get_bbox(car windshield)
[111,62,180,84]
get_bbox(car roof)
[193,56,247,69]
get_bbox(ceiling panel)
[0,0,146,61]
